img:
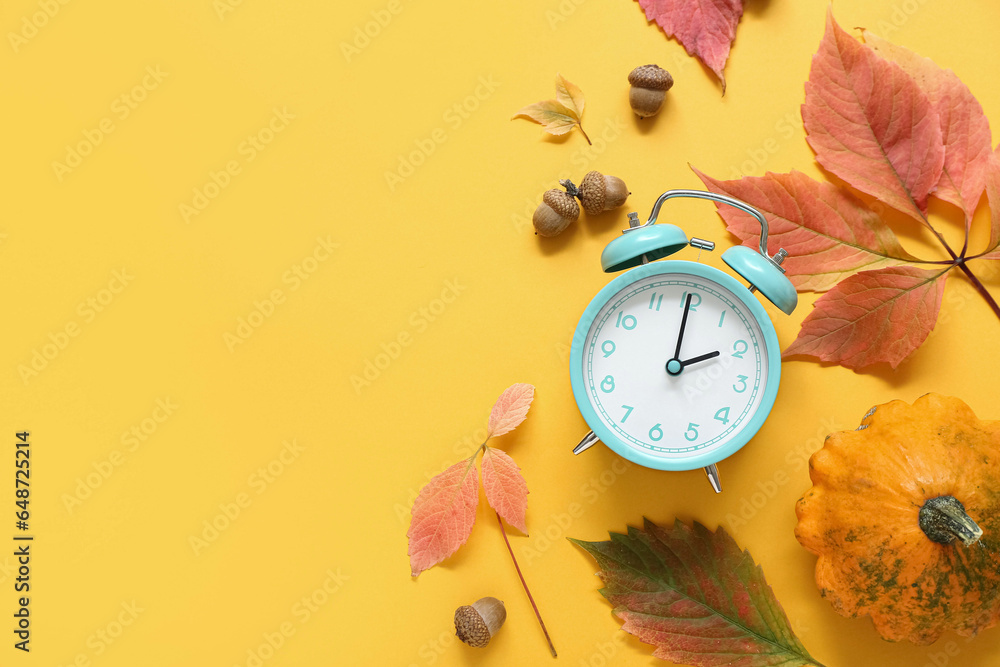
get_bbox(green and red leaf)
[571,520,823,667]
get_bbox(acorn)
[454,597,506,648]
[576,171,630,215]
[532,188,580,237]
[628,64,673,118]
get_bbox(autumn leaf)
[407,459,479,577]
[695,168,917,291]
[554,73,585,118]
[636,0,743,93]
[512,74,591,144]
[783,266,948,370]
[803,10,944,224]
[406,383,535,576]
[571,520,825,667]
[481,447,528,534]
[406,382,554,654]
[862,30,993,226]
[698,10,1000,371]
[488,383,534,438]
[979,150,1000,259]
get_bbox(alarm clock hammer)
[568,190,797,493]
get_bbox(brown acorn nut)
[454,597,506,648]
[532,189,580,237]
[577,171,630,215]
[628,64,673,118]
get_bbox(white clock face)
[582,272,769,460]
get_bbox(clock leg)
[704,464,722,493]
[572,430,599,455]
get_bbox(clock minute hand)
[679,351,720,368]
[673,292,693,360]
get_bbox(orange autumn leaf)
[783,266,948,370]
[406,459,479,577]
[407,383,536,576]
[862,29,992,225]
[697,10,1000,371]
[488,383,534,437]
[481,447,528,534]
[696,168,917,292]
[803,9,944,224]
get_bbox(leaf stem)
[577,122,592,145]
[495,511,557,658]
[956,261,1000,320]
[923,217,1000,321]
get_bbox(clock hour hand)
[679,351,720,368]
[666,350,719,376]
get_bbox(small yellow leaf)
[512,76,591,144]
[555,73,585,117]
[511,100,578,136]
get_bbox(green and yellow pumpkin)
[795,393,1000,644]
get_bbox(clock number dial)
[616,312,637,330]
[714,407,731,425]
[583,273,769,460]
[684,423,700,441]
[679,291,702,311]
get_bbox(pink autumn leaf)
[487,383,535,438]
[783,265,948,370]
[695,168,917,291]
[978,149,1000,259]
[863,30,992,225]
[407,459,479,577]
[635,0,744,93]
[481,447,529,534]
[803,10,944,223]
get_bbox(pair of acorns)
[533,171,630,237]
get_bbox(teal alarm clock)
[569,190,797,493]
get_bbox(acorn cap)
[578,171,606,216]
[628,64,673,91]
[542,189,580,220]
[455,597,506,648]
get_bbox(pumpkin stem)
[919,496,983,546]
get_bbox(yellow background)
[3,0,1000,665]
